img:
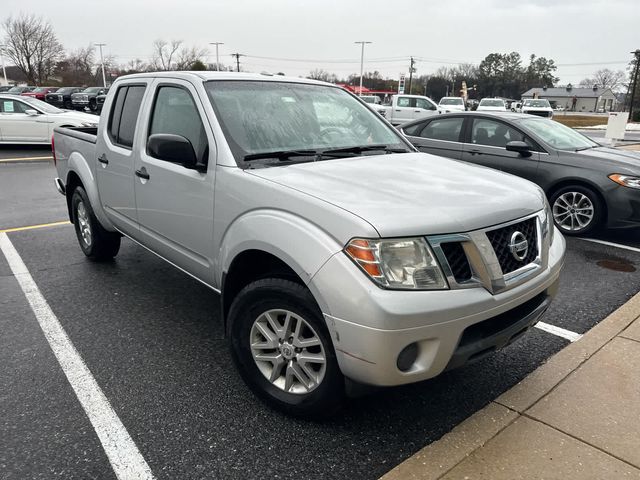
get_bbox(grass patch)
[552,115,606,128]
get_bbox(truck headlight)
[609,174,640,190]
[345,238,448,290]
[542,199,555,245]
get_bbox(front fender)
[217,209,345,315]
[67,153,115,231]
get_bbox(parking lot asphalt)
[1,157,639,479]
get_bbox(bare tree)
[56,45,95,85]
[125,58,147,73]
[2,14,64,84]
[579,68,626,91]
[151,39,182,71]
[175,45,208,70]
[308,69,337,83]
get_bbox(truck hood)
[248,153,545,237]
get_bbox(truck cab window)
[108,85,146,148]
[148,86,208,166]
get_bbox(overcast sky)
[4,0,639,83]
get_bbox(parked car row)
[398,111,640,235]
[0,85,109,113]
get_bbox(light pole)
[96,43,107,87]
[354,41,372,96]
[629,49,640,121]
[209,42,224,71]
[0,44,7,86]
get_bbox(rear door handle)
[135,167,150,180]
[97,154,108,165]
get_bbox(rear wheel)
[228,278,344,417]
[89,99,97,112]
[550,185,603,236]
[71,186,121,260]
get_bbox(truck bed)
[53,126,98,144]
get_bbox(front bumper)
[605,185,640,229]
[310,230,565,386]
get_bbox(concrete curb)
[380,290,640,480]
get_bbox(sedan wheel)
[551,186,602,235]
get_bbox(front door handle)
[135,167,150,180]
[468,149,483,155]
[97,153,109,165]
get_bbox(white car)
[0,94,98,144]
[521,99,554,119]
[477,98,507,112]
[438,97,466,113]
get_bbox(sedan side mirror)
[24,109,40,116]
[147,133,205,171]
[505,141,532,157]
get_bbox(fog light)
[397,343,418,372]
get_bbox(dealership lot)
[1,153,639,479]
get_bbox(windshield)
[480,99,504,107]
[519,118,598,151]
[8,87,27,93]
[523,99,550,108]
[56,87,75,94]
[32,87,55,93]
[18,96,63,114]
[205,80,409,166]
[83,87,103,93]
[439,98,463,105]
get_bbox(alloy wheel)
[76,201,93,247]
[552,191,594,232]
[250,309,326,394]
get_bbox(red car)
[21,86,59,100]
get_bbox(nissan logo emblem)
[509,231,529,261]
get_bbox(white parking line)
[580,238,640,254]
[534,321,582,342]
[0,232,155,480]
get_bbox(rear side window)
[419,117,464,142]
[148,86,208,164]
[108,85,146,148]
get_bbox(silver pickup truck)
[53,72,565,416]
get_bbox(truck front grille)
[440,242,472,283]
[486,218,538,275]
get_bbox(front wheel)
[71,186,121,260]
[228,278,344,417]
[550,185,603,236]
[89,100,97,112]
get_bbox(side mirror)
[25,109,40,116]
[147,133,205,171]
[505,141,532,157]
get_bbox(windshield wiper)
[318,144,410,158]
[575,146,595,151]
[243,149,318,162]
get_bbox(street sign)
[398,74,405,94]
[605,112,628,141]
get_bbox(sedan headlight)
[345,237,448,290]
[609,174,640,190]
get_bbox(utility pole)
[354,41,372,96]
[452,75,457,97]
[408,56,415,94]
[231,53,243,72]
[629,49,640,121]
[0,44,7,86]
[209,42,224,71]
[96,43,107,87]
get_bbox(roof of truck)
[114,71,333,87]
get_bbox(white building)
[521,85,618,112]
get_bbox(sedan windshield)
[440,98,464,105]
[18,96,63,114]
[205,81,410,166]
[523,100,550,108]
[32,87,56,93]
[519,117,598,151]
[480,99,504,107]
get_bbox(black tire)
[89,99,97,112]
[228,278,344,417]
[549,185,604,236]
[64,100,72,109]
[71,186,121,260]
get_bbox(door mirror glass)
[24,109,39,116]
[147,133,202,170]
[505,141,532,156]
